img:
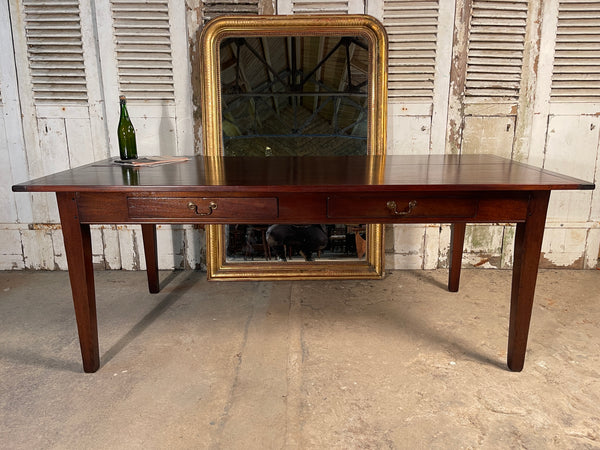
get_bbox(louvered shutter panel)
[22,0,88,105]
[383,0,439,103]
[551,0,600,101]
[290,0,350,14]
[465,0,528,101]
[111,0,175,102]
[201,0,259,23]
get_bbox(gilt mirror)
[200,15,388,280]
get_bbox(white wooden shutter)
[277,0,363,15]
[21,0,88,105]
[1,0,32,227]
[111,0,175,102]
[465,0,528,102]
[96,0,193,156]
[288,0,350,14]
[383,0,439,103]
[202,0,259,22]
[551,0,600,101]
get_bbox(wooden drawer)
[128,197,278,220]
[327,195,477,220]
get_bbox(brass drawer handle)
[187,201,217,216]
[386,200,417,216]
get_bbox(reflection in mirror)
[220,36,369,157]
[221,35,369,262]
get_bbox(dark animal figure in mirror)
[266,224,328,261]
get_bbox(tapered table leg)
[507,191,550,372]
[141,224,159,293]
[57,192,100,373]
[448,223,466,292]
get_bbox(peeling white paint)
[0,229,25,270]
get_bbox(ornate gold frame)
[200,14,388,280]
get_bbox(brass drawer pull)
[187,201,217,216]
[386,200,417,216]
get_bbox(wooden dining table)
[12,154,595,373]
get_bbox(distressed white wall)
[382,0,600,271]
[0,0,204,271]
[0,0,598,271]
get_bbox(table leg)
[56,192,100,373]
[507,191,550,372]
[448,223,466,292]
[141,224,160,293]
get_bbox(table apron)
[74,191,532,224]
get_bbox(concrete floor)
[0,269,599,449]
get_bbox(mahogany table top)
[12,154,595,193]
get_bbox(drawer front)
[128,197,278,220]
[328,195,477,220]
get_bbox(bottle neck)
[120,100,129,119]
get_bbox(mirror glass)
[221,35,369,262]
[221,36,369,157]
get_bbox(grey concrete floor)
[0,269,599,449]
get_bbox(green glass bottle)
[117,95,137,160]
